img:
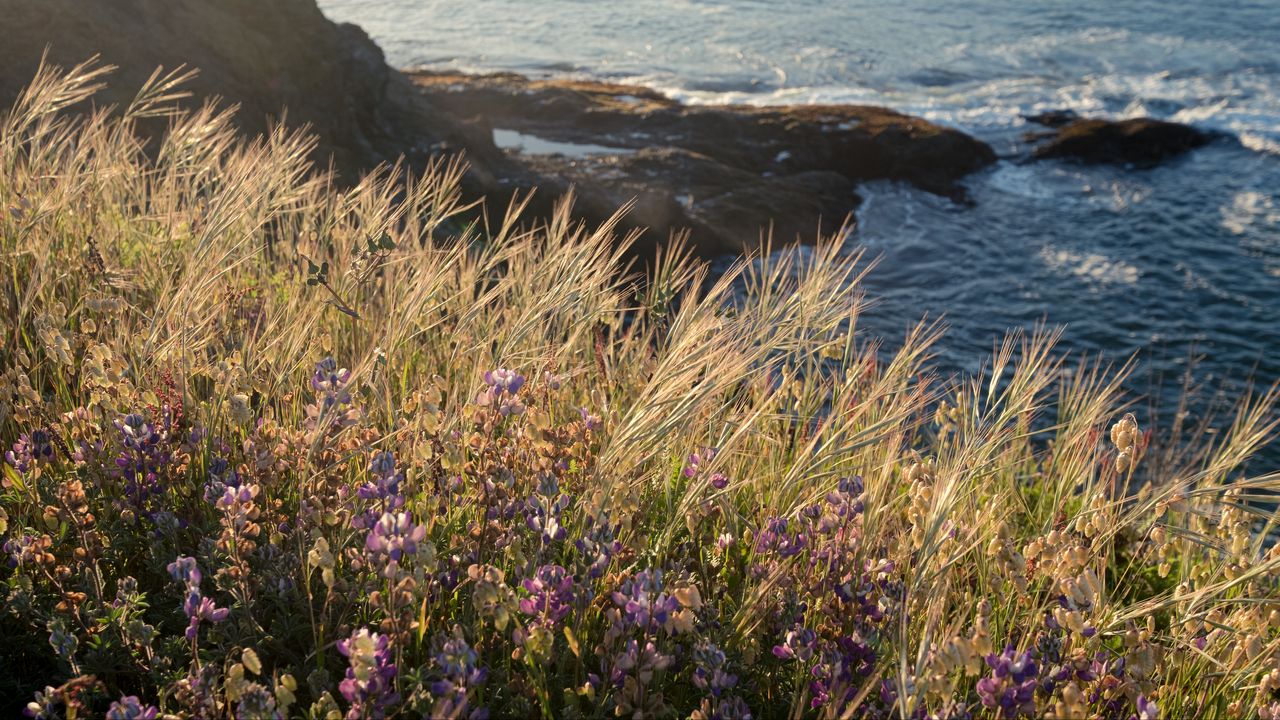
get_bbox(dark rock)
[0,0,468,180]
[1031,117,1211,166]
[408,71,995,255]
[1023,109,1081,128]
[411,72,994,201]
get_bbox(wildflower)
[574,514,621,580]
[182,592,230,640]
[480,368,526,416]
[366,509,430,576]
[430,629,487,719]
[772,626,818,662]
[167,555,202,588]
[976,647,1038,717]
[483,368,525,395]
[611,569,680,634]
[338,628,399,718]
[24,686,58,719]
[1134,695,1159,720]
[365,511,427,565]
[113,410,173,505]
[306,357,359,432]
[168,556,228,640]
[105,696,158,720]
[354,451,407,529]
[754,517,807,559]
[519,564,576,629]
[806,635,878,711]
[525,475,569,546]
[578,407,601,431]
[610,638,673,715]
[684,447,717,477]
[203,456,241,503]
[6,429,54,475]
[5,533,54,567]
[692,641,739,697]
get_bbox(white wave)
[985,163,1059,200]
[1039,247,1140,286]
[1221,190,1280,235]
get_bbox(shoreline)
[402,69,997,258]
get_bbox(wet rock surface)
[1030,116,1212,166]
[409,71,996,256]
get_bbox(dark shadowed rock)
[1031,117,1211,166]
[0,0,469,180]
[1023,110,1081,128]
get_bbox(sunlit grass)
[2,60,1279,719]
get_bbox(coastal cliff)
[0,0,1002,257]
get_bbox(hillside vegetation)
[3,62,1280,720]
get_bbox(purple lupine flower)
[6,430,54,475]
[113,411,173,505]
[712,696,755,720]
[819,476,865,532]
[105,696,158,720]
[311,357,352,405]
[202,456,241,504]
[479,368,526,416]
[525,475,569,546]
[182,591,230,640]
[519,565,576,628]
[578,407,602,432]
[1134,695,1159,720]
[365,511,427,571]
[755,517,807,558]
[575,514,622,581]
[772,626,818,662]
[354,451,407,529]
[5,533,47,568]
[117,413,156,449]
[168,556,227,640]
[24,686,58,719]
[610,639,672,688]
[976,647,1039,717]
[167,556,202,588]
[483,368,525,395]
[807,635,878,712]
[611,569,680,633]
[430,631,488,719]
[692,641,739,698]
[683,448,730,489]
[338,628,400,718]
[684,447,718,478]
[307,357,358,433]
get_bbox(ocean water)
[319,0,1280,468]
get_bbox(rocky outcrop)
[0,0,999,257]
[1023,110,1081,129]
[1030,117,1211,166]
[412,72,994,200]
[409,71,995,256]
[0,0,457,179]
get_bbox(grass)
[2,59,1280,719]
